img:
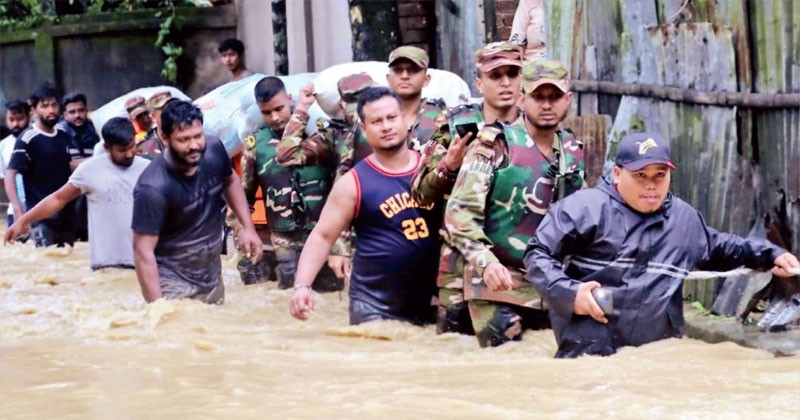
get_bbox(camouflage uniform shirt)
[444,122,586,307]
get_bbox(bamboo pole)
[570,79,800,108]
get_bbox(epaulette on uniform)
[244,134,257,151]
[445,102,481,120]
[423,97,446,109]
[476,122,505,147]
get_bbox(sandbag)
[89,86,190,140]
[194,73,327,156]
[313,61,471,120]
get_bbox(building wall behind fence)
[0,5,236,108]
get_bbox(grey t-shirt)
[69,154,149,269]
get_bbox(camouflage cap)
[474,41,523,73]
[388,46,429,69]
[522,59,570,94]
[338,73,376,116]
[146,91,173,112]
[125,95,147,119]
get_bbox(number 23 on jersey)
[402,217,429,240]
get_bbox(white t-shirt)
[0,134,25,217]
[69,153,149,269]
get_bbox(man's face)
[167,119,206,168]
[106,141,136,168]
[523,84,571,130]
[257,91,292,134]
[63,101,87,128]
[221,50,243,73]
[613,164,671,213]
[359,96,406,152]
[387,60,429,99]
[34,97,60,129]
[134,112,153,132]
[5,110,29,137]
[339,101,357,125]
[476,65,522,111]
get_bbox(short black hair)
[254,76,286,103]
[356,87,401,121]
[30,83,59,108]
[101,117,135,147]
[218,38,245,55]
[160,100,203,139]
[5,99,30,115]
[62,92,87,108]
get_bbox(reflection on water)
[1,242,798,418]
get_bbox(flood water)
[1,241,798,419]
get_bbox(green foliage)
[0,0,188,84]
[0,0,57,30]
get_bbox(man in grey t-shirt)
[5,117,148,270]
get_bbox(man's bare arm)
[5,183,81,243]
[133,232,162,303]
[289,173,357,320]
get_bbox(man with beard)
[5,118,149,270]
[132,100,262,303]
[443,60,586,347]
[58,93,100,170]
[411,42,526,336]
[0,99,30,227]
[58,92,100,242]
[289,87,440,326]
[5,83,75,247]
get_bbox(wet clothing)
[525,176,787,358]
[443,122,585,346]
[161,276,225,304]
[0,134,26,219]
[8,125,74,245]
[69,154,149,270]
[132,137,231,294]
[348,153,441,325]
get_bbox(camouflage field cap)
[475,42,523,72]
[338,73,376,115]
[388,45,429,69]
[125,95,147,119]
[522,59,570,94]
[147,91,173,111]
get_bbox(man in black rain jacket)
[524,132,800,358]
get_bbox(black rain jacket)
[524,176,785,357]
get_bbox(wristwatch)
[293,284,312,292]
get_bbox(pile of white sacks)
[91,62,471,156]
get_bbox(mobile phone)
[455,122,479,140]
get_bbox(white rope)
[684,267,800,280]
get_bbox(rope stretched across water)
[684,267,800,280]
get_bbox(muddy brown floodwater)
[1,241,798,419]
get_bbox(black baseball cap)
[615,132,676,171]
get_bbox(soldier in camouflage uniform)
[325,73,375,277]
[335,46,445,181]
[444,59,587,347]
[238,77,337,290]
[275,80,343,292]
[410,42,527,336]
[135,91,172,160]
